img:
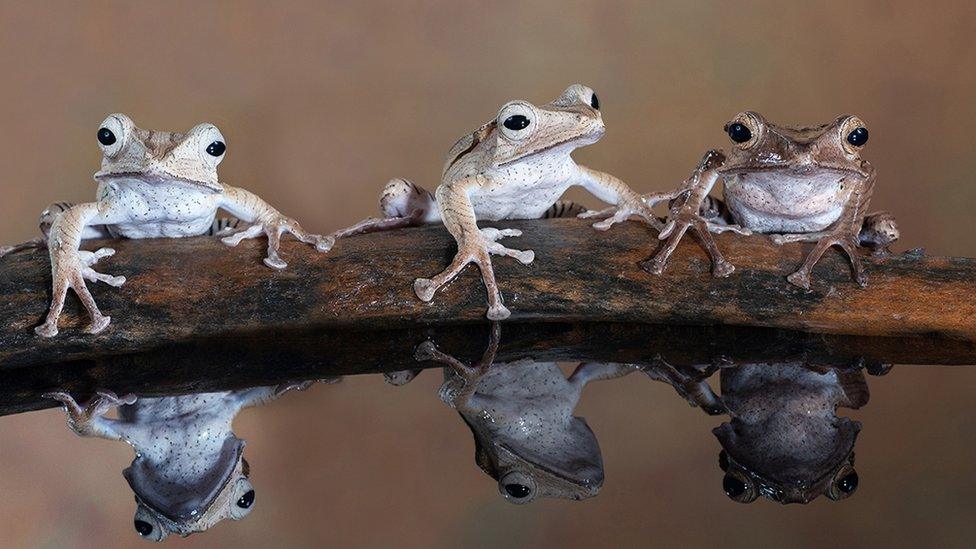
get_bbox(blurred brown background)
[1,1,975,547]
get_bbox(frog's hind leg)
[316,179,440,254]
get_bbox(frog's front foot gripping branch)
[785,230,867,290]
[36,245,126,338]
[414,228,534,321]
[642,150,736,278]
[43,390,136,439]
[220,213,334,270]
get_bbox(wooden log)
[1,217,974,373]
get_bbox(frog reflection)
[710,362,888,504]
[44,381,326,541]
[398,325,637,504]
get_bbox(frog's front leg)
[413,177,532,321]
[1,202,112,258]
[575,166,665,231]
[786,174,876,290]
[35,202,128,337]
[218,185,333,270]
[43,390,136,440]
[641,150,735,277]
[415,322,500,408]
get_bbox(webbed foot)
[36,247,124,337]
[43,389,136,437]
[221,215,334,270]
[787,232,866,289]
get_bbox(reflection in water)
[44,381,330,541]
[27,322,914,541]
[712,362,886,504]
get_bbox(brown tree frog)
[0,114,332,337]
[43,382,325,541]
[712,362,882,504]
[322,84,665,320]
[644,112,898,289]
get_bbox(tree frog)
[405,324,640,503]
[323,84,665,320]
[644,112,898,289]
[712,362,880,504]
[0,114,332,337]
[43,381,324,540]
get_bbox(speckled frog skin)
[645,112,899,289]
[713,363,874,504]
[402,325,639,503]
[44,382,320,541]
[322,84,667,320]
[0,113,332,337]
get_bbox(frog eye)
[847,127,869,147]
[96,114,132,157]
[229,477,256,520]
[840,116,869,153]
[590,92,600,110]
[724,112,763,148]
[722,471,758,503]
[726,122,752,143]
[496,102,537,141]
[826,465,859,501]
[189,123,227,165]
[206,141,226,157]
[499,471,537,504]
[133,505,166,542]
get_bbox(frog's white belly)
[469,161,577,221]
[723,172,851,233]
[98,179,220,238]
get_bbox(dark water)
[1,322,974,545]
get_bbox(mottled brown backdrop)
[1,1,975,547]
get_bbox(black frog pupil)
[206,141,226,157]
[847,127,869,147]
[504,483,531,498]
[722,474,746,498]
[590,93,600,110]
[837,471,859,493]
[727,122,752,143]
[97,128,117,146]
[134,519,153,536]
[503,115,530,131]
[237,489,255,509]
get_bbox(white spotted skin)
[468,154,581,221]
[724,171,854,233]
[96,179,222,238]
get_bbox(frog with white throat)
[44,381,324,541]
[0,114,332,337]
[322,84,667,320]
[644,112,898,288]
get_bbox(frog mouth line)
[496,127,605,167]
[94,171,222,192]
[719,164,868,179]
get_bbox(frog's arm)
[573,165,665,231]
[43,390,137,441]
[0,202,113,258]
[784,168,877,289]
[642,150,737,278]
[216,184,333,270]
[569,362,641,386]
[415,322,500,410]
[229,379,335,410]
[35,202,130,337]
[413,177,533,321]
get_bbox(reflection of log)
[0,322,973,417]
